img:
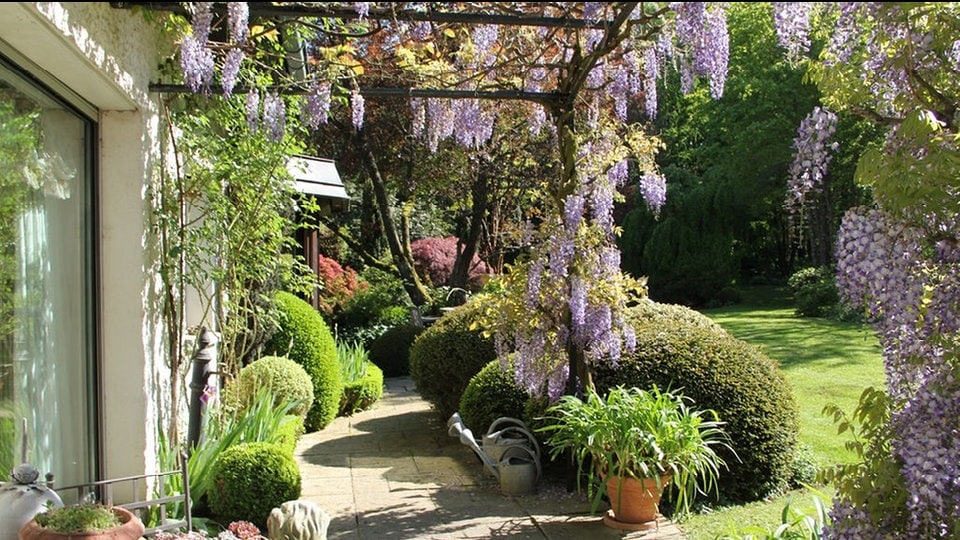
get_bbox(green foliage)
[592,300,801,504]
[368,324,424,377]
[621,179,739,307]
[408,296,498,419]
[34,504,121,533]
[818,387,908,533]
[223,355,314,420]
[207,442,301,530]
[537,385,732,517]
[0,414,13,476]
[264,291,342,431]
[272,414,305,456]
[717,487,831,540]
[332,267,411,347]
[156,96,315,377]
[458,357,530,434]
[163,385,303,514]
[339,362,384,416]
[787,267,838,318]
[337,339,369,382]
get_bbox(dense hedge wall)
[369,324,423,377]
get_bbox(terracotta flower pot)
[602,475,672,531]
[18,506,145,540]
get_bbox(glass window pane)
[0,59,93,487]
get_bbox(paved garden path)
[295,376,687,540]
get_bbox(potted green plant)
[18,503,144,540]
[536,385,732,531]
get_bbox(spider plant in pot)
[18,503,145,540]
[536,385,733,531]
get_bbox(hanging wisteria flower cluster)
[784,105,838,223]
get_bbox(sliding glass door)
[0,56,95,487]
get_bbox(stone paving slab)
[294,377,687,540]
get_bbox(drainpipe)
[187,327,218,451]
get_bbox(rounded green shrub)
[224,355,315,420]
[273,415,305,456]
[788,266,840,318]
[409,295,498,420]
[591,299,801,503]
[458,357,530,433]
[207,441,302,529]
[339,362,384,416]
[369,324,424,377]
[263,291,342,431]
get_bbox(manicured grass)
[675,286,885,539]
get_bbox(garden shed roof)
[287,155,349,201]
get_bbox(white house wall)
[0,2,170,482]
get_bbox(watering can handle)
[487,417,528,434]
[497,445,542,481]
[489,425,541,461]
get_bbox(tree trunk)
[354,129,432,307]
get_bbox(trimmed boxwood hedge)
[223,355,315,421]
[591,299,801,503]
[207,441,301,529]
[409,295,498,420]
[458,357,530,434]
[369,324,423,377]
[339,362,384,416]
[263,291,342,431]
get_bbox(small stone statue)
[0,419,63,540]
[267,499,330,540]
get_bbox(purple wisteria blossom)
[834,206,960,538]
[180,36,215,94]
[244,89,259,133]
[640,172,666,216]
[262,91,285,142]
[785,106,838,219]
[771,2,813,61]
[302,82,331,129]
[351,90,365,130]
[221,49,243,97]
[353,2,369,19]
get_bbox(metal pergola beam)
[149,83,566,104]
[110,2,615,30]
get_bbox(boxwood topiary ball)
[458,357,529,434]
[207,441,302,529]
[224,355,315,420]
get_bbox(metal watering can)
[447,413,541,496]
[0,420,64,540]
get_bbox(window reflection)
[0,60,92,486]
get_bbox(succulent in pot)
[18,503,145,540]
[536,385,733,529]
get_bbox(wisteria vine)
[776,3,960,538]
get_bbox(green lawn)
[675,286,886,539]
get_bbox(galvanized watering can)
[447,413,541,496]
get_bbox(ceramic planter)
[602,474,672,531]
[18,506,145,540]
